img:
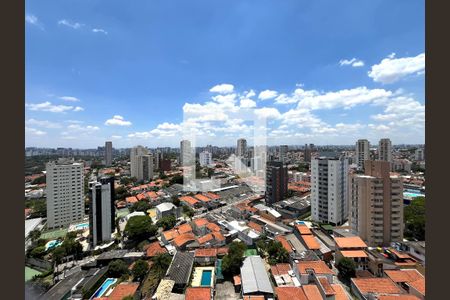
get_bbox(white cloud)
[59,96,80,102]
[111,135,122,139]
[254,107,281,119]
[209,83,234,94]
[26,127,47,136]
[339,58,365,67]
[26,119,61,129]
[258,90,278,100]
[370,96,425,128]
[25,14,44,30]
[128,132,153,139]
[368,53,425,84]
[25,101,84,113]
[240,98,257,108]
[58,19,84,29]
[105,115,132,126]
[92,28,108,35]
[67,124,100,132]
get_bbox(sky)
[25,0,425,148]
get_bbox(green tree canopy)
[267,241,290,265]
[151,253,172,277]
[156,215,177,230]
[124,215,157,242]
[29,246,46,259]
[108,259,129,278]
[130,201,151,213]
[337,257,356,281]
[29,229,41,242]
[404,196,425,241]
[131,259,150,281]
[222,241,247,277]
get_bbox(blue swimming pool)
[91,278,117,299]
[200,270,212,286]
[75,222,89,230]
[403,192,424,199]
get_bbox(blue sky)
[25,0,425,148]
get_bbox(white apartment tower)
[415,148,425,161]
[46,159,85,229]
[199,151,213,167]
[355,139,370,169]
[378,138,392,163]
[236,138,247,157]
[130,146,153,181]
[311,156,349,225]
[350,160,404,246]
[180,140,193,165]
[105,141,113,166]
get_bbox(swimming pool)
[45,239,62,251]
[403,192,424,199]
[75,222,90,230]
[90,278,117,299]
[200,270,212,286]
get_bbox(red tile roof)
[318,277,335,296]
[194,248,217,257]
[146,191,158,200]
[193,218,209,227]
[185,287,211,300]
[270,263,291,276]
[172,232,196,248]
[206,192,220,200]
[334,236,368,249]
[378,296,421,300]
[217,247,229,256]
[385,269,425,296]
[145,241,168,257]
[302,285,322,300]
[276,287,308,300]
[177,223,193,234]
[212,232,225,242]
[351,278,403,295]
[330,284,350,300]
[206,222,221,232]
[108,283,139,300]
[340,250,368,258]
[136,193,147,201]
[296,224,312,235]
[195,194,212,202]
[180,196,199,206]
[301,235,321,250]
[162,229,180,241]
[247,221,263,233]
[275,235,294,253]
[198,233,214,245]
[125,196,138,204]
[297,261,334,275]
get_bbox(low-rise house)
[180,196,202,209]
[145,241,168,258]
[384,269,425,299]
[194,248,218,265]
[156,202,179,220]
[185,287,212,300]
[172,232,197,250]
[334,236,369,271]
[240,256,274,298]
[270,263,297,287]
[166,251,195,293]
[294,260,334,285]
[107,282,140,300]
[125,196,138,205]
[351,278,405,300]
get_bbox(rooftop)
[384,269,425,296]
[167,251,194,285]
[194,248,217,257]
[301,235,321,250]
[185,287,211,300]
[302,285,323,300]
[351,278,403,295]
[334,236,368,249]
[340,250,368,258]
[145,241,168,257]
[240,256,274,295]
[275,287,308,300]
[297,260,334,275]
[108,283,139,300]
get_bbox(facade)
[46,159,84,229]
[378,138,393,163]
[199,151,213,167]
[279,145,288,163]
[304,144,311,162]
[89,177,115,247]
[156,202,178,219]
[350,160,404,246]
[180,139,193,165]
[355,139,370,170]
[105,141,113,166]
[236,138,247,157]
[311,156,349,225]
[415,148,425,161]
[130,145,148,179]
[154,150,163,171]
[265,161,288,205]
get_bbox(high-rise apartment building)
[180,140,193,165]
[154,150,163,171]
[199,151,212,167]
[265,161,288,205]
[304,144,311,162]
[130,146,153,181]
[89,176,115,247]
[311,156,349,225]
[236,138,247,157]
[279,145,288,163]
[105,141,113,166]
[356,139,370,169]
[415,148,425,161]
[378,138,392,163]
[46,159,85,229]
[349,160,404,246]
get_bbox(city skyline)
[26,0,424,148]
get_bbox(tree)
[29,229,41,242]
[131,259,149,281]
[337,257,356,281]
[116,186,130,200]
[51,246,66,264]
[152,253,172,276]
[156,215,177,230]
[124,216,158,242]
[169,175,183,185]
[29,246,46,259]
[266,241,289,265]
[222,242,247,277]
[122,296,134,300]
[182,206,194,218]
[31,175,46,185]
[108,259,129,278]
[404,197,425,240]
[172,196,181,207]
[129,201,151,213]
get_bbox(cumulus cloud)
[58,19,84,29]
[368,53,425,84]
[209,83,234,94]
[339,58,365,67]
[59,96,80,102]
[92,28,108,35]
[26,119,61,129]
[111,135,122,139]
[254,107,281,119]
[25,101,84,113]
[26,127,46,136]
[240,98,257,108]
[67,124,100,132]
[105,115,132,126]
[258,90,278,100]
